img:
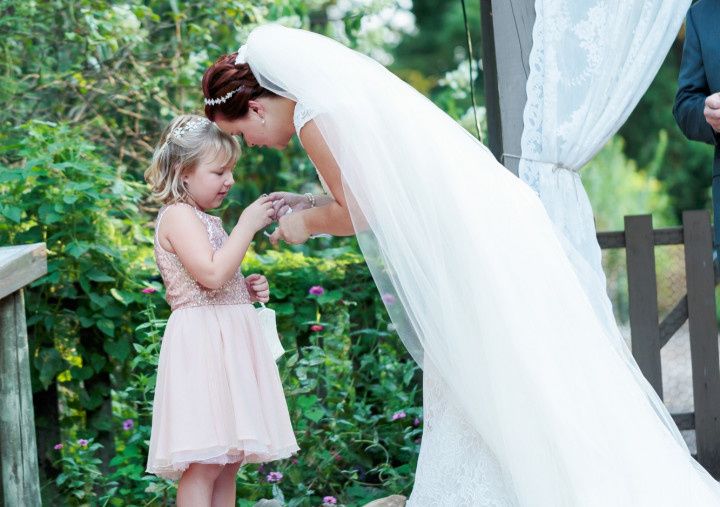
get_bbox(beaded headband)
[171,117,210,140]
[162,117,210,148]
[203,44,249,107]
[204,86,243,106]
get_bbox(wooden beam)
[480,0,502,160]
[683,210,720,477]
[625,215,663,398]
[0,244,47,300]
[487,0,535,176]
[597,226,685,249]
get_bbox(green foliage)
[584,136,674,231]
[0,119,151,417]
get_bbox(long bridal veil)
[244,24,720,505]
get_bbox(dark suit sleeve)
[673,10,718,146]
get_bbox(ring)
[261,193,268,198]
[285,207,293,215]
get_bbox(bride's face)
[214,97,294,150]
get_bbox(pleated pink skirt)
[146,304,299,481]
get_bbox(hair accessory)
[235,44,248,65]
[169,117,211,141]
[204,86,243,106]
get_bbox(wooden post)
[0,243,47,507]
[481,0,535,175]
[624,215,663,398]
[479,0,502,161]
[683,210,720,477]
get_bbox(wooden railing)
[597,211,720,477]
[0,243,47,507]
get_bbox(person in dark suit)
[673,0,720,257]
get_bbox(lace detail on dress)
[153,202,251,311]
[293,102,332,195]
[293,102,316,133]
[408,360,519,507]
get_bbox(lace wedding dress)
[407,360,519,506]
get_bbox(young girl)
[143,114,298,506]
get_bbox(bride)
[201,24,720,506]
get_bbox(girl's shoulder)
[156,202,210,235]
[160,202,213,221]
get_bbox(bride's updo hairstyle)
[202,53,277,122]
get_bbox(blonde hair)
[144,114,240,204]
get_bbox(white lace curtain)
[519,0,690,342]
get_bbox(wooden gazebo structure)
[0,243,47,506]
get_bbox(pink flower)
[391,410,406,421]
[142,287,156,294]
[77,439,89,447]
[266,471,283,483]
[323,496,338,505]
[310,324,324,332]
[291,458,299,465]
[54,443,63,450]
[308,286,325,296]
[122,419,134,431]
[381,293,396,305]
[413,417,421,427]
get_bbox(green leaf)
[35,348,66,388]
[304,406,325,423]
[296,394,318,409]
[274,302,295,316]
[110,288,128,305]
[317,289,343,305]
[1,206,22,223]
[104,338,129,361]
[97,318,115,337]
[66,241,90,258]
[87,268,114,282]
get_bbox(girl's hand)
[238,196,274,233]
[268,212,311,246]
[246,273,270,303]
[267,192,311,221]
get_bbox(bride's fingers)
[272,198,285,211]
[268,228,282,246]
[267,191,286,202]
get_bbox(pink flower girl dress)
[146,202,299,480]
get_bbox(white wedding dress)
[250,24,720,507]
[408,360,519,506]
[294,105,516,506]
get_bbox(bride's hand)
[267,192,310,221]
[268,212,310,246]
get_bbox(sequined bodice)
[153,203,251,311]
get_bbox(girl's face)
[182,151,235,210]
[214,97,295,150]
